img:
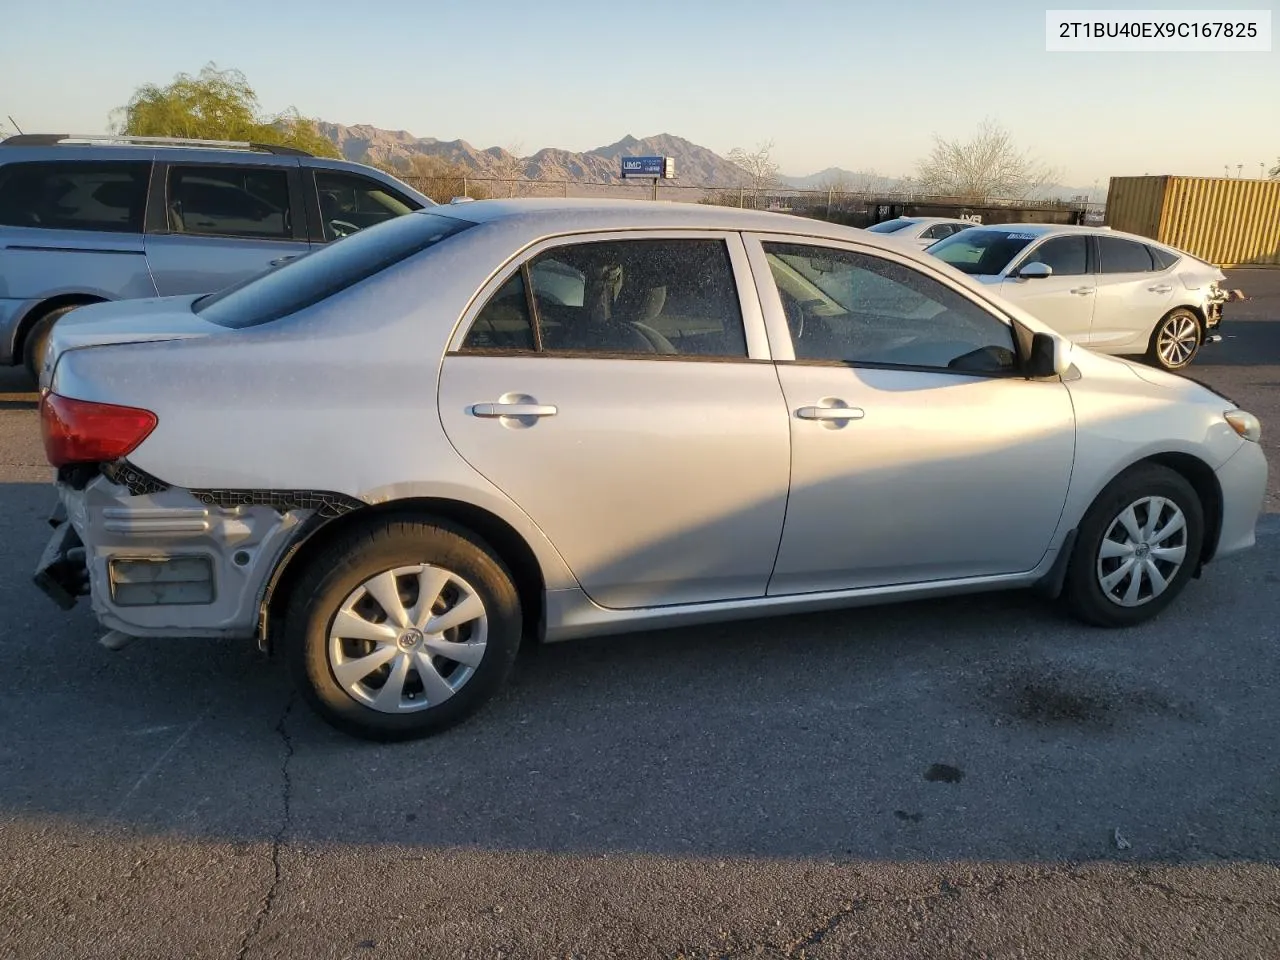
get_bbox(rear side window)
[168,165,292,239]
[1098,236,1155,274]
[0,161,150,233]
[194,212,473,328]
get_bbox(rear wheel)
[22,305,82,380]
[284,517,523,741]
[1146,308,1202,371]
[1061,464,1204,627]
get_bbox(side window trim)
[742,231,1022,370]
[151,159,305,242]
[448,229,770,361]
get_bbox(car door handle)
[797,405,865,421]
[471,402,558,418]
[270,255,300,266]
[1069,287,1095,296]
[1148,284,1173,294]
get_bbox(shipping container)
[1106,176,1280,267]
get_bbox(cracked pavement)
[2,270,1278,958]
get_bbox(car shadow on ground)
[3,476,1278,867]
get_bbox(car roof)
[425,197,901,246]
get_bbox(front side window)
[763,242,1017,374]
[1019,235,1088,276]
[462,238,748,358]
[1098,236,1155,274]
[315,171,420,241]
[0,160,150,233]
[167,165,292,239]
[926,229,1037,275]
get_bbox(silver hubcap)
[327,564,488,713]
[1096,496,1188,607]
[1157,315,1199,368]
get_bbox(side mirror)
[1025,331,1066,378]
[1018,261,1053,279]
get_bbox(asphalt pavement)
[2,271,1278,959]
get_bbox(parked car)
[0,133,434,376]
[34,199,1266,741]
[864,216,978,248]
[924,224,1236,371]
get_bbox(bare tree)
[1270,157,1280,179]
[728,140,780,197]
[915,119,1058,201]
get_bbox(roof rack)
[0,134,311,157]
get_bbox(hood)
[41,295,224,387]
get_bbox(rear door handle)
[1148,284,1173,294]
[797,405,865,421]
[270,254,300,267]
[471,402,558,418]
[1069,286,1095,296]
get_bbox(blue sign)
[621,156,675,179]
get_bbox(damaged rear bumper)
[33,501,89,610]
[32,473,318,640]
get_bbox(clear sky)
[1,0,1275,185]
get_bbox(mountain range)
[316,122,1102,201]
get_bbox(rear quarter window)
[193,212,473,328]
[0,160,151,233]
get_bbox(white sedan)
[864,216,979,248]
[926,224,1235,371]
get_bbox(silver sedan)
[926,224,1235,371]
[34,200,1268,740]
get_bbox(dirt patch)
[985,665,1198,732]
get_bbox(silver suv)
[0,134,433,375]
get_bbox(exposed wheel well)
[14,294,107,358]
[1140,452,1222,570]
[262,498,547,652]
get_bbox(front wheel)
[1060,464,1204,627]
[1146,308,1202,371]
[284,517,523,741]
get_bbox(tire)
[284,517,523,741]
[1061,464,1204,628]
[22,305,82,380]
[1146,308,1202,372]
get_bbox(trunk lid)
[41,295,222,388]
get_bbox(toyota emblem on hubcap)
[397,629,423,649]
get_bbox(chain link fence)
[400,176,1105,226]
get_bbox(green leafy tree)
[111,62,339,157]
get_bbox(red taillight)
[40,393,158,468]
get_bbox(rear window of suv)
[194,212,473,328]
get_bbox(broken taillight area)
[40,393,158,468]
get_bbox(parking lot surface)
[2,270,1278,959]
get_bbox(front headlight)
[1225,410,1262,442]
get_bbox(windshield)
[194,212,473,328]
[865,218,913,234]
[926,229,1037,275]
